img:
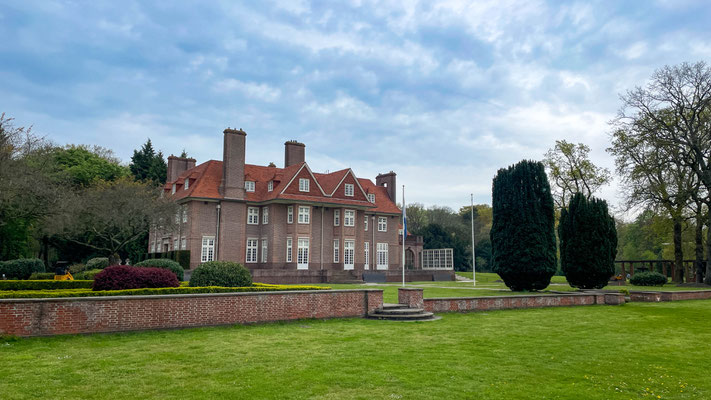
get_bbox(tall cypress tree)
[559,193,618,289]
[491,160,557,291]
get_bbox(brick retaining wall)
[629,290,711,302]
[0,289,383,337]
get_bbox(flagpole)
[471,193,476,287]
[402,185,406,287]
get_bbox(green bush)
[559,193,618,289]
[135,259,184,280]
[630,272,667,286]
[174,250,191,269]
[491,160,557,291]
[28,272,55,280]
[0,280,93,290]
[28,269,103,280]
[69,263,87,274]
[0,284,328,299]
[189,261,252,287]
[86,257,110,270]
[74,269,105,280]
[0,258,46,280]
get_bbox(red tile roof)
[165,161,401,214]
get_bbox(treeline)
[0,113,176,266]
[405,203,492,272]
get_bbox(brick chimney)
[221,128,246,199]
[376,171,397,203]
[284,140,305,167]
[167,156,196,183]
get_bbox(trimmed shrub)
[135,259,184,280]
[86,257,110,270]
[28,272,55,280]
[630,272,667,286]
[69,263,87,274]
[189,261,252,287]
[0,284,329,299]
[559,193,618,289]
[491,160,557,291]
[0,280,93,290]
[174,250,191,269]
[0,258,46,280]
[74,269,103,280]
[92,265,179,291]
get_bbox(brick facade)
[0,289,384,337]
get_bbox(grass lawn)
[2,301,710,399]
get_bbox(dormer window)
[368,193,375,203]
[299,178,309,192]
[245,181,255,192]
[184,179,189,190]
[171,184,176,194]
[345,183,354,197]
[268,181,273,192]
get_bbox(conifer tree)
[491,160,557,291]
[129,139,167,184]
[559,193,618,289]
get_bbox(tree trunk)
[706,210,711,284]
[673,217,684,283]
[696,207,705,283]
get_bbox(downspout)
[215,203,221,260]
[372,215,375,269]
[320,207,324,271]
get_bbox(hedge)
[28,269,103,280]
[0,285,330,299]
[630,271,667,286]
[0,258,46,280]
[93,265,179,291]
[0,280,94,290]
[135,259,184,280]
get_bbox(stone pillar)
[398,287,423,308]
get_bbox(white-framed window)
[345,183,354,197]
[378,216,387,232]
[246,239,258,263]
[150,242,156,253]
[344,210,355,226]
[245,181,255,192]
[173,238,178,250]
[364,215,368,231]
[286,237,293,263]
[344,240,354,270]
[248,207,259,225]
[201,236,215,263]
[261,239,268,263]
[184,179,189,190]
[297,238,309,269]
[182,206,188,223]
[333,239,339,263]
[298,206,310,224]
[299,178,309,192]
[377,243,388,269]
[334,209,340,226]
[268,181,273,192]
[287,206,294,224]
[368,193,375,203]
[172,184,176,194]
[262,207,269,224]
[364,242,370,269]
[181,236,186,250]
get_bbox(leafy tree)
[129,139,167,184]
[543,140,611,209]
[559,193,618,289]
[613,62,711,282]
[51,145,129,187]
[491,160,557,291]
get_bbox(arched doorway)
[405,249,415,269]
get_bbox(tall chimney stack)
[284,140,305,167]
[167,156,197,183]
[221,128,246,199]
[376,171,397,204]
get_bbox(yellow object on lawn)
[54,272,74,281]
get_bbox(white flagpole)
[471,193,476,287]
[402,185,406,287]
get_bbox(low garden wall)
[629,290,711,302]
[0,289,383,337]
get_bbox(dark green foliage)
[0,280,93,290]
[135,259,184,280]
[86,257,109,270]
[559,193,618,289]
[491,160,557,291]
[173,250,190,269]
[129,139,167,184]
[421,224,469,271]
[69,263,86,274]
[0,258,46,280]
[189,261,252,287]
[73,269,103,280]
[630,271,668,286]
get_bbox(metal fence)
[420,248,454,270]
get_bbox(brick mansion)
[149,128,416,283]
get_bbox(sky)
[2,0,711,214]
